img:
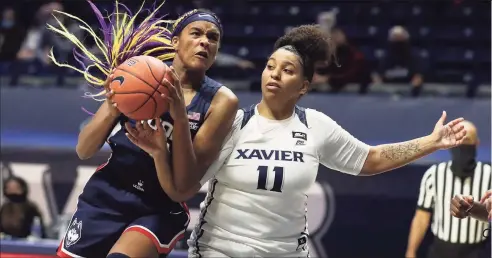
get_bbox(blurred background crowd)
[0,0,490,97]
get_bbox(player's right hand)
[125,118,168,158]
[104,70,121,117]
[450,194,474,219]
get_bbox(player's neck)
[172,59,205,90]
[257,100,295,121]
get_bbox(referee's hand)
[450,194,474,219]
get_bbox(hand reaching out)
[431,111,466,150]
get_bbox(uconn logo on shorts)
[65,218,83,247]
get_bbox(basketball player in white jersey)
[127,25,467,257]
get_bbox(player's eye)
[207,33,219,42]
[283,68,293,74]
[191,31,200,36]
[266,64,274,70]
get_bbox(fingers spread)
[124,122,137,137]
[135,120,144,132]
[155,117,164,132]
[447,118,465,128]
[169,66,179,82]
[125,132,138,145]
[141,120,150,131]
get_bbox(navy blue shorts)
[56,168,190,258]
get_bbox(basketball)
[110,56,171,121]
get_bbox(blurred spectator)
[215,53,255,70]
[0,176,46,239]
[16,3,53,62]
[312,27,371,93]
[372,26,425,97]
[0,7,26,61]
[41,2,82,64]
[317,10,337,33]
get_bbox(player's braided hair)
[47,1,176,102]
[273,24,335,82]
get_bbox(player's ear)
[171,36,179,50]
[300,80,309,96]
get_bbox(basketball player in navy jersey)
[131,25,468,257]
[48,3,237,258]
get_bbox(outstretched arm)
[360,111,465,176]
[317,110,465,176]
[360,135,438,175]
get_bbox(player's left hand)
[161,66,187,121]
[430,111,466,150]
[125,118,168,157]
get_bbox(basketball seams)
[145,60,167,90]
[116,66,167,95]
[145,60,168,118]
[113,68,158,118]
[113,91,156,118]
[111,56,170,120]
[118,92,158,119]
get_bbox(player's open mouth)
[195,51,208,59]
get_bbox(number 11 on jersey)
[257,166,284,192]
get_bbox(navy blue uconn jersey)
[82,76,222,208]
[57,76,222,258]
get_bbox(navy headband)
[171,11,223,38]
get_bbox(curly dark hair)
[273,24,335,82]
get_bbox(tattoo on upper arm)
[380,141,422,161]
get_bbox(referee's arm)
[405,165,435,258]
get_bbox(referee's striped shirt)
[417,161,491,244]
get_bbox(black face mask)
[450,145,477,178]
[5,193,27,203]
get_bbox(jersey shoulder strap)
[240,104,256,129]
[295,105,308,128]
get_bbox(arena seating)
[1,0,490,96]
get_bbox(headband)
[278,44,316,82]
[171,11,223,38]
[279,45,303,65]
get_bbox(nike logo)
[112,76,125,86]
[198,13,213,18]
[170,211,183,215]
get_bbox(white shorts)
[187,231,309,258]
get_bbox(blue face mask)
[1,20,14,29]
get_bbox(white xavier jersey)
[188,104,371,257]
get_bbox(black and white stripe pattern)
[417,161,491,244]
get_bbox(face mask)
[1,20,14,29]
[390,41,410,53]
[5,193,27,203]
[450,144,477,177]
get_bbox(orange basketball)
[110,56,171,120]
